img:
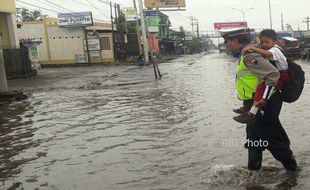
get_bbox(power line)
[16,0,59,13]
[71,0,93,7]
[43,0,80,14]
[196,0,259,13]
[16,0,106,22]
[36,0,68,13]
[303,16,310,31]
[86,0,110,19]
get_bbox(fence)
[3,47,31,79]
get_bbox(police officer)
[220,28,300,171]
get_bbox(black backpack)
[280,59,305,103]
[269,47,305,103]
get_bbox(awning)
[282,36,298,42]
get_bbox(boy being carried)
[233,29,290,124]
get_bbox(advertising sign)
[145,10,158,17]
[125,8,139,21]
[30,46,38,60]
[90,51,101,58]
[214,22,248,29]
[58,12,93,27]
[146,17,160,26]
[145,0,186,8]
[148,26,159,33]
[86,39,101,51]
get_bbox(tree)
[16,8,43,21]
[188,38,202,53]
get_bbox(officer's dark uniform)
[220,28,300,171]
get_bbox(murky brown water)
[1,53,310,190]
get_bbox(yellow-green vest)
[236,55,262,100]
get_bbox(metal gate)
[3,47,31,79]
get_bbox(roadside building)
[17,17,114,66]
[1,0,33,79]
[0,0,19,48]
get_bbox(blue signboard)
[145,10,158,17]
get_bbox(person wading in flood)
[219,28,301,171]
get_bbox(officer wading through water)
[220,28,301,171]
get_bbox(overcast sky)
[16,0,310,32]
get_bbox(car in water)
[218,43,227,53]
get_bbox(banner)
[145,0,186,8]
[214,22,248,29]
[58,12,93,27]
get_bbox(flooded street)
[1,53,310,190]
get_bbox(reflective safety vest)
[236,55,262,100]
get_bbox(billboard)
[146,17,160,26]
[86,39,101,51]
[125,8,139,21]
[214,22,248,29]
[58,12,93,27]
[145,0,186,8]
[148,26,159,33]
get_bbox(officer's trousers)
[248,147,299,171]
[243,92,299,171]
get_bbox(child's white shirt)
[268,45,289,71]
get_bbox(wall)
[98,33,114,63]
[0,0,16,13]
[17,22,49,61]
[47,26,85,64]
[0,14,10,47]
[17,19,115,65]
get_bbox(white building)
[17,18,114,65]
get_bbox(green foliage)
[188,38,202,49]
[16,8,43,21]
[127,22,138,34]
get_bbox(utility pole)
[189,16,196,36]
[268,0,273,29]
[303,16,310,31]
[232,7,254,21]
[117,4,125,60]
[138,0,149,64]
[133,0,137,9]
[196,19,200,38]
[114,3,120,61]
[281,13,284,31]
[132,0,142,56]
[110,2,116,62]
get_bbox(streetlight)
[268,0,273,29]
[232,7,254,21]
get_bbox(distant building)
[1,0,33,79]
[17,18,115,66]
[0,0,19,48]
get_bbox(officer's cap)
[219,27,251,41]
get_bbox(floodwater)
[1,53,310,190]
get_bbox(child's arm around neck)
[249,46,273,58]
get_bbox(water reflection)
[0,100,39,188]
[0,54,309,190]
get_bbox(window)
[100,37,111,50]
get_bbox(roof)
[86,25,113,31]
[282,36,298,42]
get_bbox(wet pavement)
[1,53,310,190]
